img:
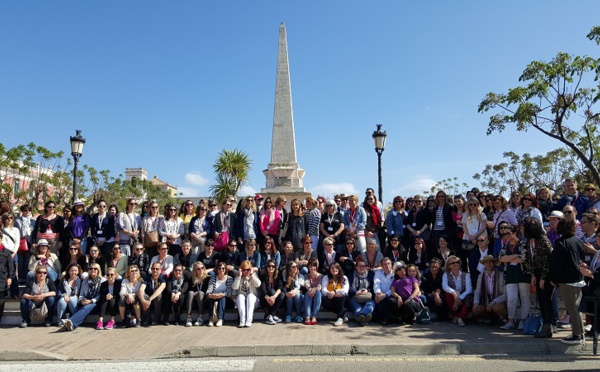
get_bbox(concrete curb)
[158,341,592,360]
[0,350,70,361]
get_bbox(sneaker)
[584,324,593,332]
[266,315,277,325]
[105,320,115,330]
[552,325,558,333]
[344,316,349,323]
[207,320,214,327]
[45,321,51,327]
[334,318,343,326]
[458,318,465,327]
[238,320,246,328]
[561,334,584,345]
[273,315,282,323]
[96,321,104,330]
[135,320,141,328]
[216,319,223,327]
[194,318,203,326]
[365,314,373,324]
[64,319,74,332]
[518,320,524,330]
[500,321,515,330]
[285,315,292,323]
[245,321,252,327]
[452,317,458,323]
[557,322,572,329]
[185,318,193,327]
[356,314,366,326]
[296,315,304,323]
[19,321,28,328]
[131,318,137,327]
[57,320,64,328]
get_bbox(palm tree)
[209,149,252,203]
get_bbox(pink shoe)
[105,320,115,330]
[96,321,104,330]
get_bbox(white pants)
[236,293,258,323]
[505,282,531,320]
[355,235,367,253]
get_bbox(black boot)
[534,323,553,338]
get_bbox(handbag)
[417,305,431,324]
[462,241,476,251]
[354,292,373,304]
[144,231,159,248]
[18,238,29,253]
[214,230,229,250]
[30,301,49,322]
[522,315,543,335]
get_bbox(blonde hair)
[191,261,207,285]
[444,255,461,273]
[465,197,483,222]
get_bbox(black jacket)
[99,279,123,305]
[549,236,585,284]
[0,248,15,285]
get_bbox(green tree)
[210,149,252,202]
[472,148,584,196]
[423,177,470,198]
[478,26,600,187]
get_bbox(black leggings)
[100,298,119,317]
[322,295,347,318]
[259,292,285,317]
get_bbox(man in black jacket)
[0,229,16,322]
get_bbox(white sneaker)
[207,320,214,327]
[458,318,465,327]
[273,315,282,323]
[266,315,276,325]
[216,319,223,327]
[185,318,193,327]
[245,321,252,327]
[500,321,515,330]
[238,320,246,328]
[194,318,203,326]
[334,318,343,326]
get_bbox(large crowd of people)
[1,179,600,345]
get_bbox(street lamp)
[70,130,86,204]
[372,124,387,204]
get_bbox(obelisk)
[262,23,308,197]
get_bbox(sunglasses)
[501,232,511,237]
[69,248,79,252]
[449,261,460,265]
[196,267,205,271]
[304,242,312,245]
[267,265,276,269]
[90,267,99,271]
[106,273,116,277]
[522,198,532,201]
[585,188,596,191]
[477,239,487,242]
[37,271,48,275]
[563,210,574,214]
[218,267,226,271]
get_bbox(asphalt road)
[0,355,599,372]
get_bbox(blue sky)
[2,1,599,203]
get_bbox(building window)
[13,179,20,194]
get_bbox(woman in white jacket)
[232,260,261,328]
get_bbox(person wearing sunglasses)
[62,263,102,331]
[517,193,543,226]
[234,196,259,247]
[140,261,167,326]
[260,259,284,325]
[186,261,210,327]
[20,265,57,328]
[32,201,64,255]
[233,260,261,327]
[128,242,150,279]
[59,243,87,277]
[163,263,189,326]
[555,179,591,222]
[150,242,174,277]
[141,201,162,258]
[56,263,82,327]
[90,200,116,257]
[442,255,473,327]
[97,267,122,330]
[189,204,211,256]
[206,262,234,327]
[27,239,61,283]
[116,198,142,257]
[283,260,304,323]
[498,225,531,331]
[159,203,185,256]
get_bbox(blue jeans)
[348,297,375,319]
[208,296,233,320]
[285,291,303,316]
[304,290,321,318]
[56,296,79,320]
[20,296,56,323]
[69,303,97,329]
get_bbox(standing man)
[555,179,591,221]
[254,194,264,212]
[579,212,599,265]
[0,229,15,322]
[562,205,583,240]
[373,257,394,324]
[344,195,367,253]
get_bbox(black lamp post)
[70,130,86,204]
[372,124,387,204]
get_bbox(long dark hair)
[328,262,345,285]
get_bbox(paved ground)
[1,355,600,372]
[0,320,595,361]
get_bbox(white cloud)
[184,172,209,186]
[309,183,358,198]
[177,186,203,197]
[238,185,257,196]
[389,177,436,198]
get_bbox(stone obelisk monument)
[262,23,309,201]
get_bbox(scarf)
[244,208,256,239]
[352,270,370,291]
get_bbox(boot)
[534,323,553,338]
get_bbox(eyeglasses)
[159,248,168,251]
[135,248,144,251]
[97,205,106,208]
[390,239,399,242]
[324,243,333,246]
[394,200,402,203]
[335,200,341,203]
[151,206,158,209]
[186,203,193,206]
[242,268,251,272]
[249,243,256,247]
[346,242,355,245]
[129,202,138,206]
[106,273,115,277]
[290,265,298,269]
[130,269,139,273]
[414,200,423,203]
[169,209,177,212]
[228,244,237,247]
[173,269,182,272]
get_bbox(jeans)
[20,296,56,323]
[56,295,78,320]
[69,303,97,328]
[304,290,322,318]
[285,291,303,316]
[348,297,375,319]
[237,293,258,323]
[505,282,531,320]
[207,296,234,320]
